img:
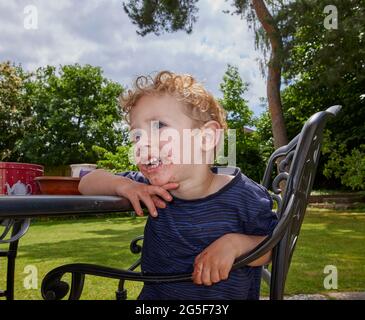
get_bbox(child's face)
[129,94,203,186]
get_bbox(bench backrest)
[262,105,341,299]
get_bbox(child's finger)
[219,266,230,281]
[160,183,179,190]
[129,196,144,216]
[210,268,221,284]
[219,268,229,280]
[193,262,203,285]
[140,194,158,217]
[194,253,202,264]
[148,186,173,202]
[151,195,166,209]
[201,266,212,286]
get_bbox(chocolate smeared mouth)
[144,157,162,169]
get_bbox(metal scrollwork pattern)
[263,140,298,216]
[0,218,31,244]
[278,150,295,174]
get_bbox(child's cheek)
[148,170,176,186]
[160,141,178,164]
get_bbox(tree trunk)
[252,0,288,149]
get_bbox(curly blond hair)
[119,71,227,130]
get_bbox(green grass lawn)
[261,208,365,296]
[1,208,364,300]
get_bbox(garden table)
[0,195,133,300]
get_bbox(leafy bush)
[219,65,266,182]
[323,142,365,190]
[93,145,137,173]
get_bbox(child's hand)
[115,179,179,217]
[192,233,271,285]
[192,234,239,286]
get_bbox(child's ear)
[201,121,221,152]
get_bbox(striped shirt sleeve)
[239,179,278,236]
[115,171,150,184]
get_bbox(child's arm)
[192,233,271,286]
[78,169,179,217]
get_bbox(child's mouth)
[141,157,164,172]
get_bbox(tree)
[123,0,199,36]
[281,0,364,189]
[230,0,288,148]
[219,65,253,126]
[256,0,365,189]
[254,105,274,164]
[123,0,288,148]
[219,65,265,181]
[278,0,365,88]
[18,64,126,166]
[0,61,31,161]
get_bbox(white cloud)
[0,0,268,115]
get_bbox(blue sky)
[0,0,267,116]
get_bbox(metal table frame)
[0,195,132,300]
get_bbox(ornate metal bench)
[0,106,341,300]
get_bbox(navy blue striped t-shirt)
[117,167,278,300]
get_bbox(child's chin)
[147,176,173,186]
[140,164,176,186]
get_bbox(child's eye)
[130,131,141,143]
[158,121,167,129]
[152,121,167,130]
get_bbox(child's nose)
[138,145,160,163]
